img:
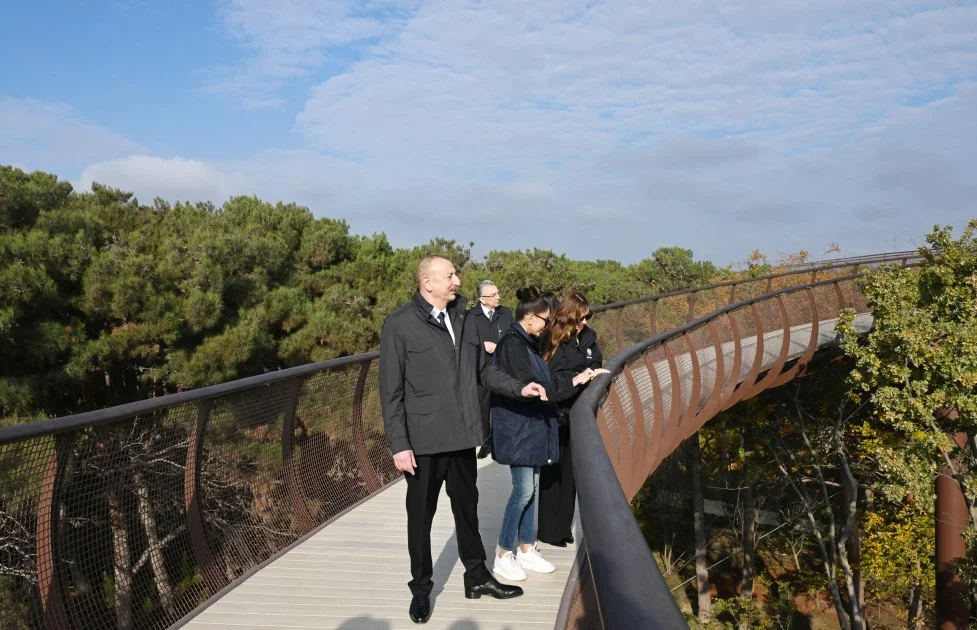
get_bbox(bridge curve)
[0,251,921,629]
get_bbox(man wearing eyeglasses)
[469,280,514,459]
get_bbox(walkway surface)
[184,314,870,629]
[185,458,581,629]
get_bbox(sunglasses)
[581,312,593,322]
[532,313,551,325]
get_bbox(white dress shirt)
[431,307,456,345]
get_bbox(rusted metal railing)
[560,264,921,628]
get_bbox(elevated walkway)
[181,314,870,628]
[0,251,922,630]
[185,459,580,629]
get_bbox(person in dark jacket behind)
[469,280,515,459]
[379,256,548,624]
[538,292,603,547]
[489,287,607,582]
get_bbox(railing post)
[935,423,970,630]
[37,433,74,630]
[184,399,229,592]
[351,360,382,493]
[686,293,696,322]
[281,379,317,534]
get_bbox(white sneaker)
[517,543,556,573]
[493,547,527,581]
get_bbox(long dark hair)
[514,286,551,321]
[543,292,591,362]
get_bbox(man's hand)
[521,382,548,401]
[393,449,417,475]
[483,340,497,354]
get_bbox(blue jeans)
[498,465,539,551]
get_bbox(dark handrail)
[0,352,379,443]
[568,264,921,627]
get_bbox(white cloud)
[0,97,143,173]
[8,1,977,266]
[77,156,238,203]
[204,0,412,108]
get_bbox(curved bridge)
[0,251,924,629]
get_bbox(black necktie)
[437,312,447,330]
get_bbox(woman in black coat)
[489,287,603,581]
[538,292,603,546]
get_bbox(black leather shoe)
[465,576,524,600]
[539,538,567,547]
[409,594,431,623]
[564,535,574,545]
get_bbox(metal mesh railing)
[586,249,919,360]
[0,354,396,630]
[562,263,918,628]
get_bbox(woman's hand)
[572,368,611,386]
[572,368,595,386]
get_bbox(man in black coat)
[468,280,515,459]
[379,256,544,624]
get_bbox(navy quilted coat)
[491,325,560,467]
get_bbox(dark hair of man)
[514,286,551,321]
[543,292,591,362]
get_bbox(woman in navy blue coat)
[489,287,605,582]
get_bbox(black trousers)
[537,424,576,543]
[405,448,491,596]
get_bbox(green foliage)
[861,506,934,606]
[0,164,720,422]
[838,222,977,587]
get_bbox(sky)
[1,0,976,266]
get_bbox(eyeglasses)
[532,313,551,325]
[481,292,500,299]
[581,312,593,322]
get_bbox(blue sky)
[2,0,977,265]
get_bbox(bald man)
[379,256,545,623]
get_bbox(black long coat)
[468,304,515,347]
[468,304,515,424]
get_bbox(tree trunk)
[908,580,924,629]
[133,471,175,617]
[837,426,865,630]
[108,489,133,630]
[740,429,756,601]
[687,434,711,624]
[738,480,757,630]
